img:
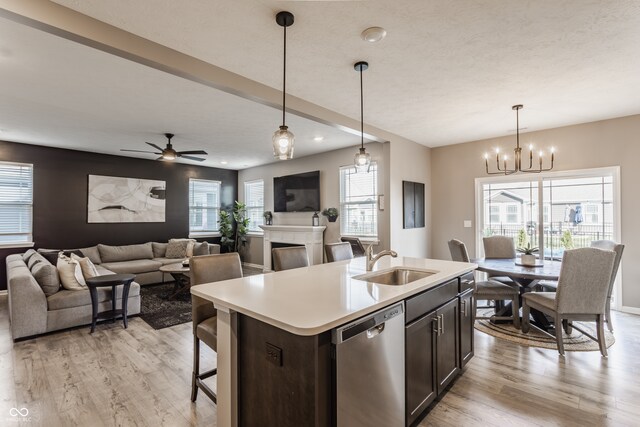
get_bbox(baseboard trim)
[619,305,640,315]
[242,262,264,270]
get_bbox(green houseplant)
[218,210,234,252]
[232,201,250,253]
[517,242,539,266]
[321,207,339,222]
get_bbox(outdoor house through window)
[189,179,221,236]
[477,168,619,262]
[0,161,33,245]
[340,162,378,238]
[244,179,264,233]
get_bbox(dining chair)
[590,240,624,332]
[272,246,309,271]
[325,242,354,263]
[482,235,517,285]
[190,253,243,402]
[448,239,520,328]
[340,236,366,257]
[521,247,616,357]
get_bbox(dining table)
[471,257,562,332]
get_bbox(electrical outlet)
[464,220,472,228]
[266,342,283,367]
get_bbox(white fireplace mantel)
[259,225,326,271]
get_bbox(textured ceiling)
[50,0,640,146]
[0,16,371,169]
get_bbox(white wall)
[389,139,432,258]
[238,143,389,265]
[431,114,640,310]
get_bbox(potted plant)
[517,242,539,266]
[232,201,250,253]
[263,210,273,225]
[321,207,339,222]
[218,210,234,253]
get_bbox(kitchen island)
[191,255,477,427]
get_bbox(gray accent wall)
[431,114,640,310]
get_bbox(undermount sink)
[354,268,436,286]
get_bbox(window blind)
[339,162,378,237]
[244,180,264,232]
[0,162,33,244]
[189,179,221,233]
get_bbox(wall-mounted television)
[274,171,320,212]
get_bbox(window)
[0,162,33,245]
[506,204,519,223]
[340,162,378,238]
[189,179,221,235]
[489,205,500,223]
[244,180,264,232]
[584,203,599,224]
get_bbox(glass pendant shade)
[272,125,295,160]
[354,147,371,172]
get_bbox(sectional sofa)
[6,240,220,340]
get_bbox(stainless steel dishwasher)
[333,302,405,427]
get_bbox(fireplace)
[259,225,326,272]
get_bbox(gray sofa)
[6,240,220,341]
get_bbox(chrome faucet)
[365,245,398,271]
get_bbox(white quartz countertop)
[190,256,476,336]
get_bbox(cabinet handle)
[440,314,445,335]
[432,316,439,334]
[462,300,467,317]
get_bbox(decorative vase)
[328,216,337,223]
[521,254,536,266]
[265,218,272,225]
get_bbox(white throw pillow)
[71,253,99,280]
[57,254,87,290]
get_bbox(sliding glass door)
[477,168,619,261]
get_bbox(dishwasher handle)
[366,323,385,339]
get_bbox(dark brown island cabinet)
[236,272,476,427]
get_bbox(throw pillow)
[22,249,37,263]
[193,242,209,256]
[37,249,61,265]
[31,262,61,297]
[57,254,87,291]
[152,242,168,258]
[28,252,48,269]
[71,253,99,280]
[165,239,196,259]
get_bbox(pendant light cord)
[516,106,519,149]
[360,66,364,148]
[282,24,287,127]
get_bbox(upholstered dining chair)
[521,247,616,357]
[190,253,243,403]
[325,242,354,263]
[590,240,624,332]
[272,246,309,271]
[448,239,520,328]
[340,236,366,257]
[482,235,517,285]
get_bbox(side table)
[86,273,136,334]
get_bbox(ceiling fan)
[121,133,208,162]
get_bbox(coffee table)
[160,262,191,300]
[85,273,136,333]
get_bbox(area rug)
[139,266,263,330]
[474,309,615,352]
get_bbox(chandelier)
[485,105,555,175]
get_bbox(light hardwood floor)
[2,294,640,427]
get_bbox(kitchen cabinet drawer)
[459,272,474,294]
[405,279,458,324]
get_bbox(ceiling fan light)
[162,152,176,160]
[272,125,294,160]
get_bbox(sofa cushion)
[28,252,49,270]
[152,242,168,258]
[153,257,185,266]
[37,248,83,265]
[47,282,141,311]
[165,239,195,259]
[100,259,162,274]
[98,242,154,263]
[31,262,61,297]
[57,254,87,291]
[193,242,209,256]
[71,253,99,279]
[79,246,102,264]
[22,249,37,263]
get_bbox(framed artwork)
[87,175,166,223]
[403,180,425,229]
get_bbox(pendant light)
[484,104,555,175]
[273,11,295,160]
[354,61,371,172]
